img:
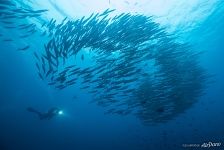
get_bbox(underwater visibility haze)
[0,0,224,150]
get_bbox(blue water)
[0,1,224,150]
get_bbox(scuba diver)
[27,107,63,120]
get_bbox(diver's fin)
[27,107,42,116]
[27,107,37,112]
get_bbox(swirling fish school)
[32,10,208,124]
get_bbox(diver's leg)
[27,107,43,119]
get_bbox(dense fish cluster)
[0,0,47,50]
[0,3,207,124]
[33,9,207,124]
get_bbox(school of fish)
[0,1,208,124]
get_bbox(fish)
[83,73,92,79]
[12,8,27,13]
[56,75,66,83]
[66,81,76,86]
[141,73,149,77]
[61,17,67,24]
[45,69,52,77]
[42,63,46,74]
[81,79,91,84]
[56,85,66,89]
[0,21,14,24]
[40,31,47,36]
[68,71,80,77]
[4,26,16,29]
[89,79,99,83]
[41,57,46,66]
[80,85,90,89]
[42,55,57,67]
[27,28,37,34]
[18,24,28,27]
[89,90,98,94]
[1,15,17,19]
[99,9,116,17]
[48,82,56,86]
[41,22,47,27]
[50,76,55,81]
[65,65,76,69]
[38,73,44,80]
[123,89,136,93]
[19,34,31,38]
[81,54,84,61]
[18,45,30,51]
[0,5,8,10]
[33,52,40,60]
[66,78,77,83]
[109,85,121,90]
[3,39,13,42]
[35,63,40,71]
[47,18,54,27]
[22,24,35,30]
[0,1,15,6]
[33,9,48,13]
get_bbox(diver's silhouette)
[27,107,60,120]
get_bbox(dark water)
[0,1,224,150]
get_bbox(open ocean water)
[0,0,224,150]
